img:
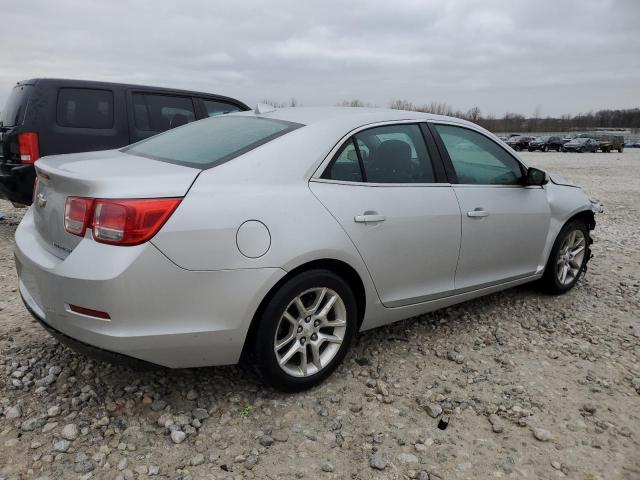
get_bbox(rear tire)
[541,220,590,295]
[253,269,357,392]
[541,145,547,152]
[618,147,624,153]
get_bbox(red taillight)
[64,197,95,236]
[68,304,111,320]
[18,132,40,164]
[92,198,182,245]
[64,197,181,246]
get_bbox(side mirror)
[524,167,548,186]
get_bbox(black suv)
[0,78,249,205]
[528,136,564,152]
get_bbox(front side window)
[133,93,196,132]
[202,99,243,117]
[124,115,301,169]
[322,124,435,183]
[434,124,524,185]
[56,88,114,129]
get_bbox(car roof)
[231,106,478,130]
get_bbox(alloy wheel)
[556,229,586,286]
[273,287,347,377]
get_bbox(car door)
[430,123,551,291]
[309,123,461,307]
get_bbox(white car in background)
[14,106,598,391]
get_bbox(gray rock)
[245,455,258,470]
[74,460,94,474]
[60,423,79,441]
[397,452,419,464]
[320,461,334,472]
[425,403,443,418]
[53,440,71,452]
[273,430,289,442]
[533,427,553,442]
[21,416,47,431]
[488,414,504,433]
[186,389,199,400]
[190,453,205,466]
[5,405,21,419]
[171,430,186,444]
[259,435,274,447]
[370,452,387,470]
[192,407,209,420]
[150,400,167,412]
[148,465,160,476]
[47,405,60,417]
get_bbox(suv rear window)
[57,88,114,129]
[123,115,302,169]
[1,84,32,126]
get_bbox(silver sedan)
[14,106,599,391]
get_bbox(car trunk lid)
[33,149,200,258]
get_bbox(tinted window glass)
[1,84,32,126]
[132,94,195,132]
[434,124,523,185]
[356,124,434,183]
[202,99,242,117]
[56,88,114,129]
[323,140,363,182]
[125,116,301,169]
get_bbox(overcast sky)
[1,0,638,117]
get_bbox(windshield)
[536,136,550,141]
[1,84,32,126]
[572,138,588,144]
[124,115,303,169]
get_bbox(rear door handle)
[354,213,386,223]
[467,209,489,218]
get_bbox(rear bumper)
[0,162,35,205]
[21,292,159,370]
[14,208,286,368]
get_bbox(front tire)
[541,220,590,294]
[253,269,357,392]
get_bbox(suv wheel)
[541,145,547,152]
[254,269,357,391]
[541,220,589,294]
[618,147,624,153]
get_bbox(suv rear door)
[38,83,129,156]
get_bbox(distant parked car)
[528,136,564,152]
[506,136,534,151]
[0,78,249,205]
[578,133,624,153]
[562,138,599,153]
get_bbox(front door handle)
[354,213,386,223]
[467,209,489,218]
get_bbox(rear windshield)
[1,84,32,126]
[123,115,302,168]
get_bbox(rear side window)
[202,99,243,117]
[133,93,196,132]
[1,84,32,126]
[323,124,435,183]
[56,88,114,129]
[124,115,302,169]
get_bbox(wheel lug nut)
[297,326,303,333]
[311,333,317,341]
[314,320,320,327]
[300,337,306,345]
[305,316,311,323]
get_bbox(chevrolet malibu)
[15,106,599,391]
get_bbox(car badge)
[36,193,47,208]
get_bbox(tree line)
[264,98,640,133]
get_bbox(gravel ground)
[0,150,639,480]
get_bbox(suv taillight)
[64,197,181,246]
[18,132,40,164]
